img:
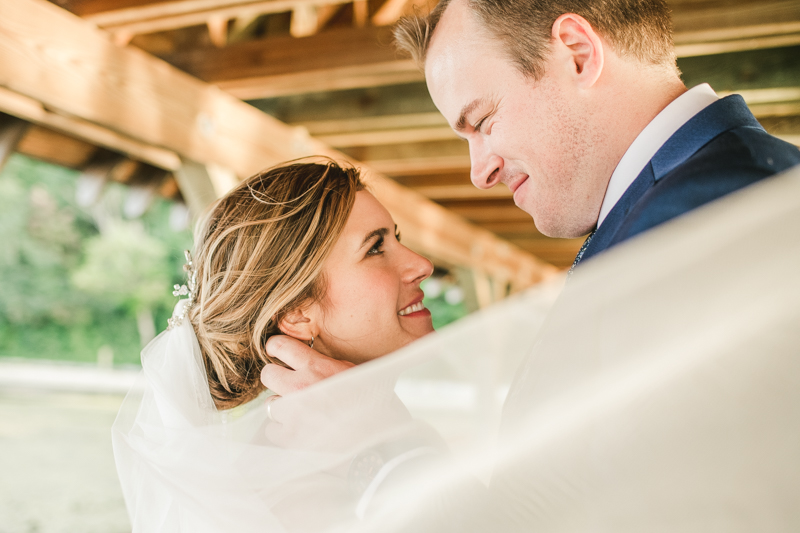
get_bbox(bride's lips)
[398,295,430,318]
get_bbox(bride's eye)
[367,236,385,256]
[395,229,401,242]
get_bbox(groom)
[262,0,800,390]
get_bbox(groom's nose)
[469,137,503,189]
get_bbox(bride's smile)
[281,190,435,365]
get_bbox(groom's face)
[425,0,608,238]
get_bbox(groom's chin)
[531,211,595,240]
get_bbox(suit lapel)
[578,162,656,265]
[573,94,762,268]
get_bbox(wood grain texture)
[0,0,556,286]
[151,1,800,98]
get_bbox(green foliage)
[0,154,192,366]
[72,221,172,314]
[421,278,468,330]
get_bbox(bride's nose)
[400,247,433,284]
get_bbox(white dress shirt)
[596,84,720,227]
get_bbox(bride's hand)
[261,335,354,395]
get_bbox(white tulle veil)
[113,165,800,532]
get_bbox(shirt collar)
[596,83,719,227]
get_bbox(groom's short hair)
[395,0,676,80]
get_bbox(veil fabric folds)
[113,165,800,532]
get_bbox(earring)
[308,335,314,349]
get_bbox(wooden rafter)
[0,0,557,287]
[164,25,420,99]
[156,1,800,99]
[0,86,181,170]
[672,1,800,56]
[82,0,353,36]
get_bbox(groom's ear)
[277,305,316,343]
[551,13,604,88]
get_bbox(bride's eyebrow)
[359,227,389,248]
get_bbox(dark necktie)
[568,230,596,277]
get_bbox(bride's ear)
[277,306,317,343]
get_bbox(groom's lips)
[507,175,529,195]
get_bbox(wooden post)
[0,113,29,172]
[173,159,219,218]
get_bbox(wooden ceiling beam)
[0,86,182,170]
[0,113,30,171]
[165,25,422,99]
[1,0,556,287]
[152,2,800,98]
[672,1,800,56]
[16,126,100,169]
[410,184,512,200]
[83,0,354,36]
[315,125,456,147]
[298,112,447,135]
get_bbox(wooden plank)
[152,3,800,98]
[0,113,30,171]
[370,0,408,26]
[392,171,470,187]
[58,0,166,17]
[672,1,800,56]
[444,205,536,224]
[220,61,422,99]
[164,25,423,99]
[298,112,447,135]
[507,237,585,269]
[85,0,354,36]
[174,158,220,216]
[411,183,512,200]
[16,126,99,168]
[679,46,800,107]
[315,125,457,147]
[1,0,556,287]
[0,0,316,177]
[290,4,319,37]
[342,139,468,165]
[252,83,439,123]
[341,139,470,174]
[352,0,368,27]
[0,86,181,170]
[367,156,471,175]
[206,14,229,46]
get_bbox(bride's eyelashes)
[367,235,385,256]
[366,226,401,257]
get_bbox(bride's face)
[311,191,434,364]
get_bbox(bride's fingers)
[265,335,312,370]
[261,362,300,396]
[265,335,355,392]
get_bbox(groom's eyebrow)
[360,228,389,248]
[455,98,485,131]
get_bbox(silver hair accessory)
[167,250,198,330]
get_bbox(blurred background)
[1,0,799,530]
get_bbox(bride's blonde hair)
[189,159,365,409]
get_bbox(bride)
[184,158,434,409]
[112,159,444,532]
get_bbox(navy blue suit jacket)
[576,94,800,267]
